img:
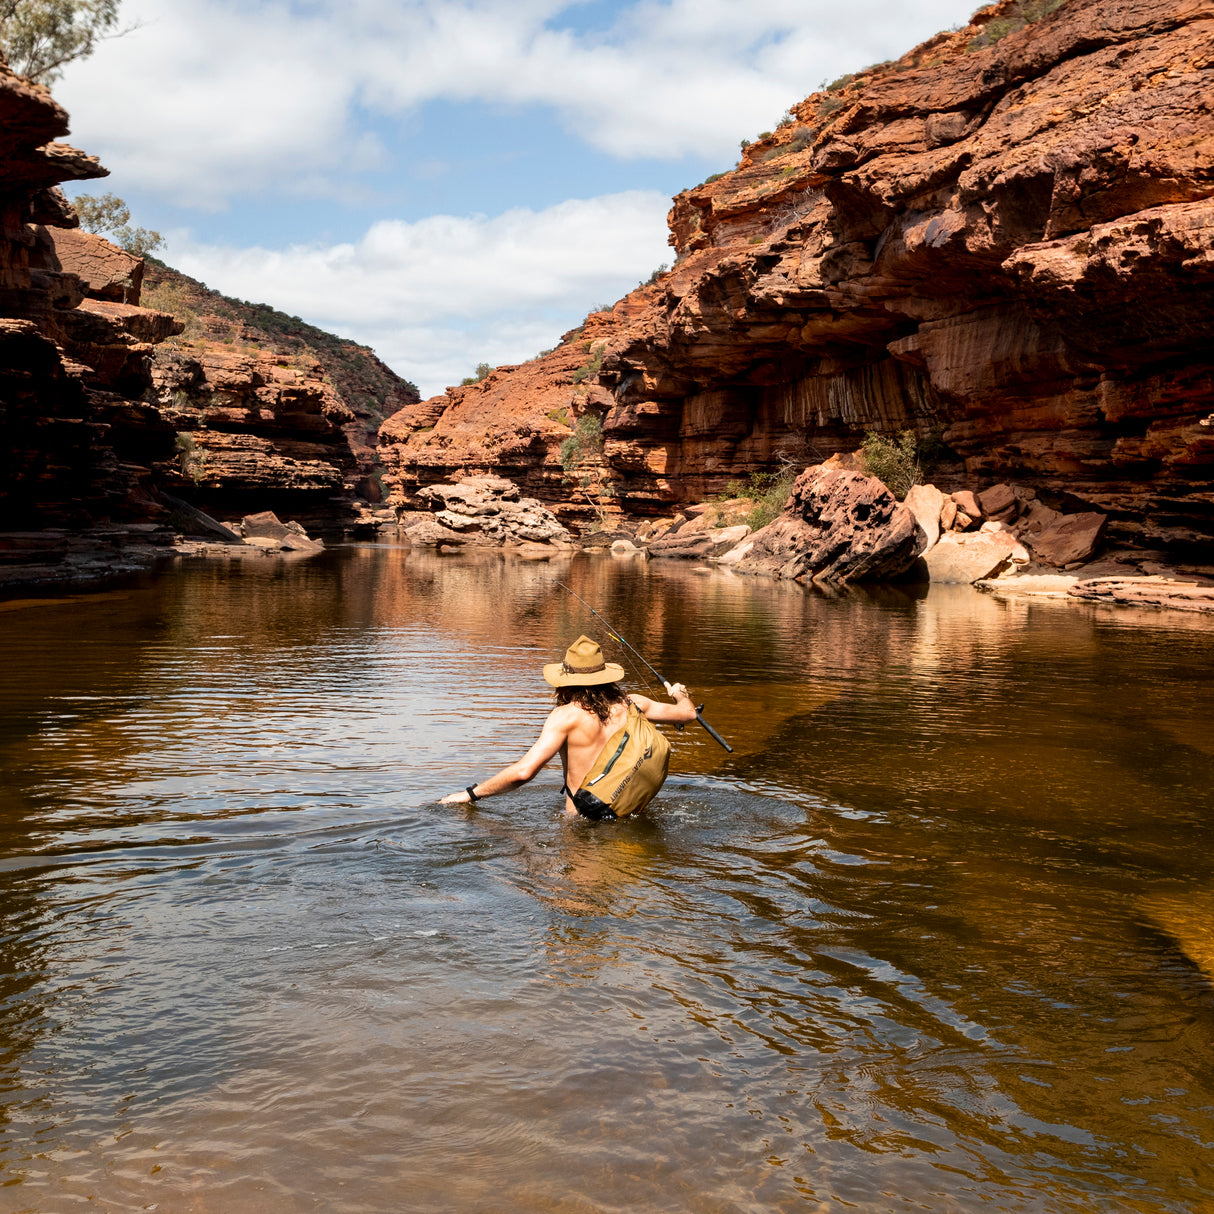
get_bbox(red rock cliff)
[381,0,1214,554]
[0,65,184,530]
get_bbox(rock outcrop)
[379,0,1214,557]
[403,475,572,550]
[730,466,923,584]
[378,309,628,528]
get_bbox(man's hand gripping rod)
[555,582,733,752]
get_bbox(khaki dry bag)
[571,704,671,820]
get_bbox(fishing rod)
[555,581,733,753]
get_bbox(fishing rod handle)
[696,712,733,753]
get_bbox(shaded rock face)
[732,466,922,584]
[379,0,1214,553]
[0,67,181,530]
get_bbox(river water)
[0,546,1212,1213]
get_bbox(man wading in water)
[440,635,696,819]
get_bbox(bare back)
[556,697,635,812]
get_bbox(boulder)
[405,518,476,547]
[648,530,718,560]
[1026,512,1107,567]
[1016,500,1063,536]
[978,483,1018,523]
[924,531,1018,583]
[716,538,756,566]
[903,483,945,552]
[951,490,982,521]
[282,532,324,554]
[713,524,751,548]
[650,522,751,562]
[940,499,958,531]
[733,466,922,584]
[416,476,570,546]
[242,510,291,541]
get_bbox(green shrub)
[716,468,797,529]
[827,73,855,91]
[967,0,1064,49]
[570,347,603,385]
[702,171,726,186]
[739,138,751,150]
[460,361,492,386]
[817,95,847,117]
[860,430,921,499]
[560,414,604,473]
[639,264,669,288]
[788,124,814,152]
[745,468,798,530]
[73,192,163,258]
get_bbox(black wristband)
[465,785,480,802]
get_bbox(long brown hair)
[555,682,629,724]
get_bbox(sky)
[55,0,980,398]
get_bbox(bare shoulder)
[544,702,590,733]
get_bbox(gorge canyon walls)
[0,68,417,556]
[380,0,1214,556]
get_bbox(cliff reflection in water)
[0,545,1212,1213]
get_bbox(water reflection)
[0,547,1213,1212]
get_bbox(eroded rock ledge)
[379,0,1214,561]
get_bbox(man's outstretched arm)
[629,682,697,725]
[439,706,573,805]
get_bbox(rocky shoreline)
[5,465,1209,614]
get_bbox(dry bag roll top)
[571,704,671,820]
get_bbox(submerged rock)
[1067,577,1214,613]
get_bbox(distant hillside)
[141,260,420,430]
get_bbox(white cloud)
[56,0,981,204]
[170,190,673,397]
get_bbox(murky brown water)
[1,546,1212,1213]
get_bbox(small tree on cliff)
[560,413,615,529]
[0,0,121,83]
[74,191,163,258]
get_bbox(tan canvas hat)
[543,635,625,687]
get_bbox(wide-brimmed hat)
[543,635,625,687]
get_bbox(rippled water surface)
[1,546,1213,1212]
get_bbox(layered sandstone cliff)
[381,0,1214,555]
[142,263,420,514]
[0,65,182,534]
